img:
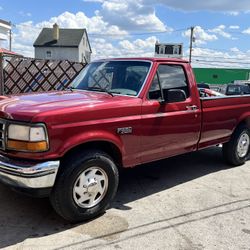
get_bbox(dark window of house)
[46,51,52,58]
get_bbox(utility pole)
[189,26,195,63]
[9,22,12,51]
[0,53,4,95]
[9,30,12,51]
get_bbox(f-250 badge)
[117,127,132,135]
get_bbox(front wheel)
[223,125,250,166]
[50,150,119,222]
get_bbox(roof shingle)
[33,28,86,47]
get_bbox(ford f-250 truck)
[0,58,249,222]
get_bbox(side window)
[148,64,189,101]
[158,64,189,98]
[148,73,162,100]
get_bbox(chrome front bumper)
[0,155,60,189]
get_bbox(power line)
[193,46,234,53]
[193,60,250,66]
[201,27,247,35]
[89,28,188,37]
[192,55,250,61]
[194,59,250,65]
[193,46,249,53]
[192,62,250,69]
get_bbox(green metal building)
[193,68,250,84]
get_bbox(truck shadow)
[0,147,233,248]
[115,146,228,210]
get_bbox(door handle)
[186,105,198,111]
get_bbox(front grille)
[0,119,6,150]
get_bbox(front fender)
[58,130,124,157]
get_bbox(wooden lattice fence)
[1,56,86,95]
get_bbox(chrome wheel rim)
[237,133,250,158]
[73,167,108,208]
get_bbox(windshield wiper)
[87,86,114,97]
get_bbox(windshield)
[71,60,151,96]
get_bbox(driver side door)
[140,63,201,163]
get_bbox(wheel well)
[62,141,123,168]
[245,118,250,128]
[237,118,250,130]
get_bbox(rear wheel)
[50,150,119,222]
[223,125,250,166]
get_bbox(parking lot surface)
[0,147,249,250]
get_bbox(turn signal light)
[7,140,48,152]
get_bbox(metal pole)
[9,23,12,52]
[0,53,4,95]
[189,26,194,63]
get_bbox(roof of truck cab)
[93,57,189,63]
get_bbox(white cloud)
[226,11,239,16]
[99,0,168,32]
[191,47,250,68]
[242,27,250,34]
[47,11,128,35]
[12,11,130,57]
[119,40,135,51]
[229,25,240,29]
[91,36,156,59]
[83,0,104,2]
[11,1,172,58]
[119,36,156,51]
[230,47,240,52]
[182,26,217,45]
[11,11,159,59]
[208,25,231,38]
[143,0,250,12]
[12,21,40,57]
[103,1,127,12]
[18,11,32,17]
[82,0,250,17]
[84,0,250,13]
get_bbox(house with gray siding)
[33,23,92,63]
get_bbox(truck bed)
[199,95,250,149]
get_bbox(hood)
[0,90,140,123]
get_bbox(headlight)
[7,123,49,152]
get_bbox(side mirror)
[167,89,187,103]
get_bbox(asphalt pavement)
[0,147,249,250]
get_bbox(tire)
[50,150,119,222]
[223,125,250,166]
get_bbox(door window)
[148,64,189,100]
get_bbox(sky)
[1,0,250,68]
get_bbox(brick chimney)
[53,23,59,41]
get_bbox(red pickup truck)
[0,58,249,222]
